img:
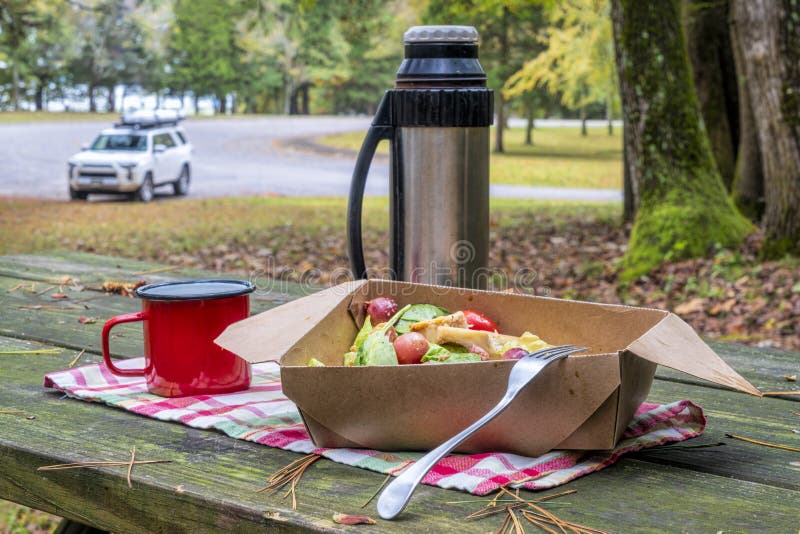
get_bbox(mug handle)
[102,312,147,376]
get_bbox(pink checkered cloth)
[44,358,705,496]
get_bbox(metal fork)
[376,344,587,520]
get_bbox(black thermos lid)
[396,26,487,88]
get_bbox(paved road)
[0,116,621,201]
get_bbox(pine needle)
[361,474,392,508]
[651,441,726,451]
[0,410,27,415]
[761,391,800,396]
[256,454,320,510]
[725,433,800,453]
[69,349,86,367]
[0,348,62,355]
[38,459,171,471]
[127,447,136,488]
[499,487,608,534]
[495,511,512,534]
[34,284,57,296]
[508,507,525,534]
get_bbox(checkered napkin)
[44,358,705,496]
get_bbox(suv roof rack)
[116,109,185,129]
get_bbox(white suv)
[68,111,193,202]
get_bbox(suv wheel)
[135,174,154,203]
[69,187,88,201]
[173,165,190,196]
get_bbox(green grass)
[316,126,623,190]
[0,196,617,259]
[0,111,118,123]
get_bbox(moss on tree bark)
[612,0,751,279]
[683,0,739,191]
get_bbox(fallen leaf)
[332,513,376,525]
[78,317,96,324]
[785,375,797,382]
[674,298,707,315]
[51,293,69,299]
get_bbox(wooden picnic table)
[0,252,798,533]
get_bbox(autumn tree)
[423,0,544,153]
[505,0,618,137]
[611,0,751,278]
[731,0,800,256]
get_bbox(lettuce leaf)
[356,304,410,366]
[352,316,373,351]
[420,343,481,364]
[395,304,450,334]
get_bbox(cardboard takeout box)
[216,279,760,457]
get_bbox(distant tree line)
[0,0,411,115]
[0,1,615,143]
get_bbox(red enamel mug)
[102,279,254,397]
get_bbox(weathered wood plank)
[1,335,799,532]
[3,252,798,396]
[0,270,300,357]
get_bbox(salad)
[307,297,551,367]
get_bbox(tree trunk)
[729,13,764,221]
[494,98,505,153]
[106,85,116,113]
[580,106,588,136]
[34,82,44,112]
[11,62,20,111]
[88,82,97,113]
[494,6,509,154]
[611,0,751,278]
[684,0,739,190]
[525,100,535,146]
[301,84,309,115]
[193,93,200,114]
[289,86,299,115]
[218,94,227,114]
[732,0,800,256]
[606,97,613,135]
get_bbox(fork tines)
[530,345,587,359]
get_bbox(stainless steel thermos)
[347,25,493,288]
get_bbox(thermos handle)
[347,123,394,280]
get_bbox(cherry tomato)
[462,310,498,332]
[393,332,429,364]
